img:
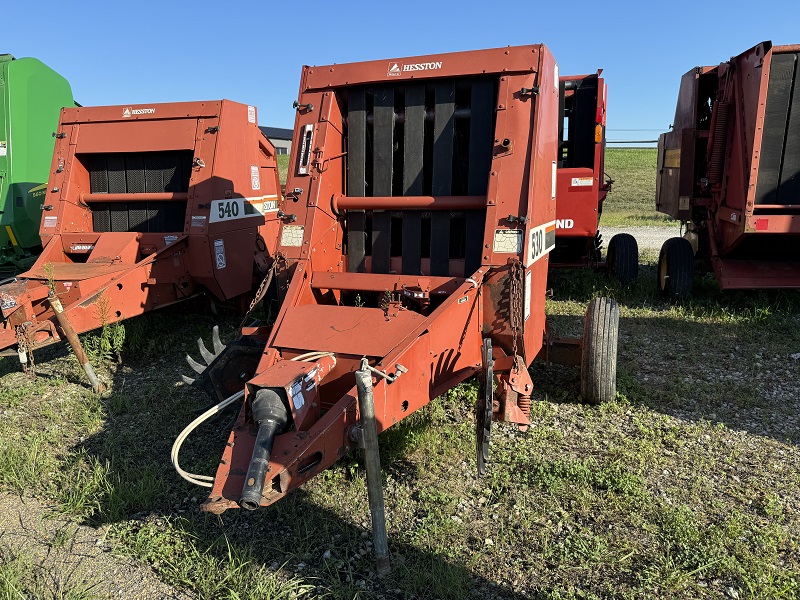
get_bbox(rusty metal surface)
[204,43,563,512]
[713,257,800,289]
[310,271,463,295]
[272,305,426,357]
[655,41,800,289]
[303,46,543,90]
[0,100,283,354]
[332,195,485,211]
[82,192,188,203]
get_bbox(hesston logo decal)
[387,61,444,77]
[122,107,156,118]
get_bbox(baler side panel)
[522,47,558,364]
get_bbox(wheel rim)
[659,254,668,290]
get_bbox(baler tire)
[657,237,694,298]
[581,297,619,405]
[606,233,639,285]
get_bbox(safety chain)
[508,259,524,357]
[274,252,289,300]
[239,261,277,331]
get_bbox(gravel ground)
[603,225,681,252]
[0,493,189,599]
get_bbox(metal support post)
[355,359,390,575]
[48,293,104,394]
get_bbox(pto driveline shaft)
[239,388,289,510]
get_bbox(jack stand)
[355,358,390,576]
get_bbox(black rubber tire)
[657,237,694,298]
[606,233,639,284]
[581,297,619,405]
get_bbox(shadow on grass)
[65,313,536,600]
[538,265,800,447]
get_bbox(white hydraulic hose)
[171,390,244,487]
[291,351,336,362]
[172,352,336,488]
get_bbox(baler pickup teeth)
[184,326,227,379]
[180,324,265,405]
[197,338,216,365]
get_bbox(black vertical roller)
[145,152,165,232]
[372,87,394,274]
[348,89,368,272]
[162,151,181,192]
[465,79,494,275]
[88,155,110,232]
[778,53,800,204]
[756,53,796,205]
[107,154,129,232]
[125,154,147,231]
[431,82,455,276]
[402,85,425,276]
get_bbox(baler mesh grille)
[85,150,192,232]
[343,78,495,276]
[756,52,800,206]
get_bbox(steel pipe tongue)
[239,388,289,510]
[355,361,390,576]
[48,293,104,393]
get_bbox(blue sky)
[5,1,799,144]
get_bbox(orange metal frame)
[203,45,561,513]
[656,42,800,289]
[0,100,281,355]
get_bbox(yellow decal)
[664,149,681,168]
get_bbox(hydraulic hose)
[172,351,333,493]
[171,390,244,487]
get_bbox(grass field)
[277,154,290,185]
[0,149,798,599]
[601,149,671,227]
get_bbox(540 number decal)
[208,196,279,224]
[218,201,240,220]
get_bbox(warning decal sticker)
[493,229,523,254]
[280,225,305,247]
[214,239,227,269]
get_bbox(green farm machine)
[0,54,75,275]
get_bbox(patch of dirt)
[0,493,190,599]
